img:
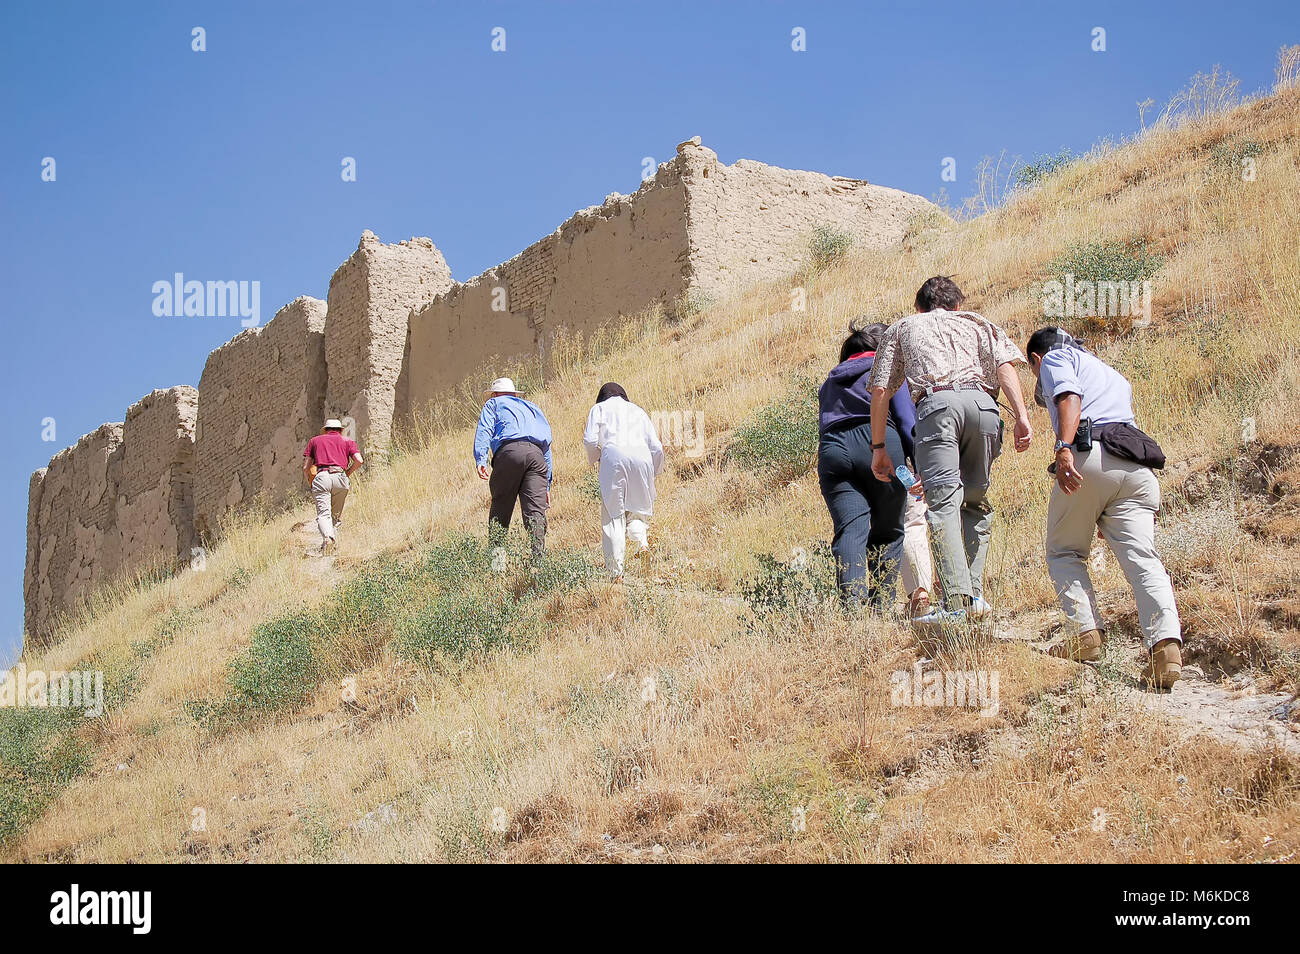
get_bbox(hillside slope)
[3,80,1299,863]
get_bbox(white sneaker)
[914,607,968,626]
[969,597,993,620]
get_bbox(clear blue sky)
[1,0,1295,666]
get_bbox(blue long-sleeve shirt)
[473,395,553,483]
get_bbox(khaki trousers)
[1045,445,1181,649]
[914,388,1004,608]
[312,471,350,542]
[900,491,934,598]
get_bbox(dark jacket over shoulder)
[818,354,917,460]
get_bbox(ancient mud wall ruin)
[24,387,197,642]
[403,138,937,416]
[326,232,454,455]
[193,296,328,536]
[677,139,936,299]
[25,138,938,645]
[402,163,692,420]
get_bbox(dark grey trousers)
[818,421,908,610]
[489,439,549,553]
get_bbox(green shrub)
[668,288,715,322]
[226,610,322,713]
[1014,148,1073,189]
[729,376,820,483]
[739,543,839,635]
[0,706,90,843]
[1047,239,1165,285]
[576,468,602,503]
[1207,138,1262,179]
[808,225,854,271]
[394,587,535,669]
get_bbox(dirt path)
[1012,623,1300,756]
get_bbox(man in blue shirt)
[474,378,553,554]
[1028,327,1182,690]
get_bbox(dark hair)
[839,318,889,363]
[1025,327,1061,360]
[596,382,628,404]
[325,425,343,432]
[1026,326,1089,360]
[915,275,965,312]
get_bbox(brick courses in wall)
[193,296,327,536]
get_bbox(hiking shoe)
[1145,638,1182,690]
[914,607,968,627]
[969,596,993,620]
[1049,628,1104,663]
[906,588,931,619]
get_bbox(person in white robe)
[582,383,665,581]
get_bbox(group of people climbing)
[301,273,1183,691]
[819,275,1181,689]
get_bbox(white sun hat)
[484,377,521,397]
[324,419,345,429]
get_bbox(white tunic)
[582,397,664,517]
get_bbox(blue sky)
[1,0,1295,665]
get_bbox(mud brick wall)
[24,386,196,644]
[676,138,938,300]
[403,164,693,418]
[326,232,453,454]
[193,297,327,535]
[24,147,938,646]
[403,138,939,415]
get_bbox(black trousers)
[817,421,907,609]
[488,440,549,553]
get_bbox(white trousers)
[602,504,650,577]
[1045,446,1181,649]
[312,471,350,542]
[900,491,933,598]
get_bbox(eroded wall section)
[193,297,327,534]
[403,167,692,417]
[326,232,453,453]
[24,386,197,643]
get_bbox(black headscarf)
[596,382,628,404]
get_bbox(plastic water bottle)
[894,464,917,490]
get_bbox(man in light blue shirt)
[474,378,552,554]
[1028,328,1182,690]
[1036,340,1136,434]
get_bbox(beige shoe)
[1049,628,1104,663]
[1145,638,1182,690]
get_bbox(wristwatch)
[1054,439,1072,454]
[871,442,886,450]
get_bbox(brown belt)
[919,381,992,400]
[317,465,345,474]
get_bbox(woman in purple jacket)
[818,320,930,613]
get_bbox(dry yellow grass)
[4,78,1300,863]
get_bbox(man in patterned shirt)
[867,276,1034,623]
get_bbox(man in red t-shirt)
[302,419,364,554]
